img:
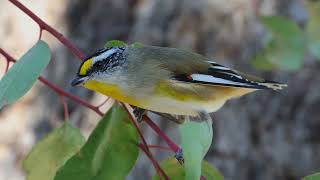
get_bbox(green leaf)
[131,42,144,48]
[23,122,85,180]
[152,158,223,180]
[104,40,128,48]
[0,40,51,109]
[54,103,139,180]
[252,16,305,70]
[306,1,320,59]
[303,172,320,180]
[201,161,224,180]
[251,53,276,71]
[179,118,213,180]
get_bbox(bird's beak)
[71,76,88,86]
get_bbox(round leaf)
[152,158,223,180]
[23,122,85,180]
[252,16,305,71]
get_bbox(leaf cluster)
[252,1,320,70]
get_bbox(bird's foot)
[133,107,146,123]
[174,149,184,165]
[189,110,212,122]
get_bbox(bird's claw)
[133,107,146,123]
[174,149,184,165]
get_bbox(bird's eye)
[95,61,104,68]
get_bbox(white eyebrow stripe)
[94,49,117,62]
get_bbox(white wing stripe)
[218,71,243,79]
[190,74,251,86]
[207,60,217,64]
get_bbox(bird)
[71,43,286,121]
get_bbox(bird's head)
[71,47,127,86]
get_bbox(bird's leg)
[133,107,146,123]
[174,148,184,165]
[152,112,185,124]
[189,110,212,122]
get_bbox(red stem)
[38,28,43,41]
[146,145,171,151]
[139,144,169,180]
[144,116,181,153]
[5,61,10,73]
[96,97,110,108]
[9,0,85,60]
[122,104,169,180]
[38,77,104,116]
[59,95,69,121]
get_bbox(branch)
[146,145,171,151]
[38,77,104,116]
[59,95,69,121]
[139,144,169,180]
[9,0,85,60]
[144,115,181,153]
[122,104,169,180]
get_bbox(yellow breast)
[83,80,142,106]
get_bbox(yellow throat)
[83,80,142,106]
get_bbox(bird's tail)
[257,80,287,91]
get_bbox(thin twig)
[38,27,43,41]
[96,97,110,108]
[38,77,104,116]
[138,144,169,180]
[59,95,69,121]
[144,115,181,153]
[146,145,172,151]
[5,61,10,73]
[9,0,85,60]
[122,104,169,180]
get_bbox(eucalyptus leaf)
[252,16,305,70]
[23,122,85,180]
[251,53,276,71]
[179,116,213,180]
[54,103,139,180]
[306,1,320,59]
[152,158,223,180]
[131,42,144,48]
[0,40,51,109]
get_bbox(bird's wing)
[172,61,287,90]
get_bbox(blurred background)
[0,0,319,179]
